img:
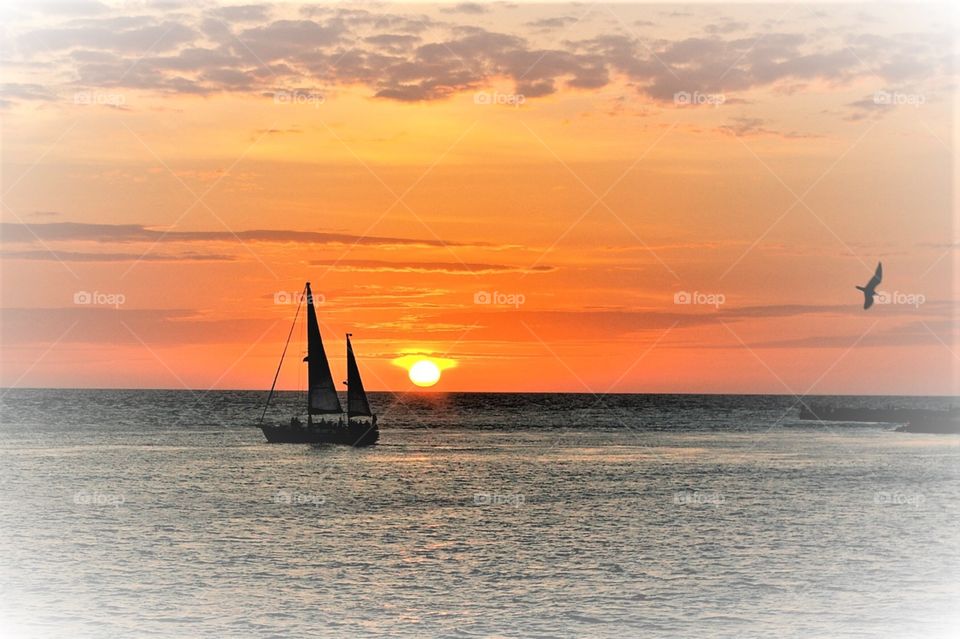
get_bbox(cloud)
[234,19,346,61]
[3,302,952,350]
[0,250,236,262]
[318,285,453,310]
[441,3,489,15]
[0,221,487,249]
[23,1,109,17]
[841,89,928,121]
[712,319,958,350]
[3,5,950,107]
[308,259,555,274]
[395,301,953,343]
[20,19,198,54]
[364,33,421,54]
[917,241,960,251]
[525,16,579,30]
[718,116,821,139]
[255,127,302,135]
[0,83,58,108]
[208,4,272,23]
[1,83,58,100]
[0,307,278,346]
[582,27,949,102]
[705,21,749,35]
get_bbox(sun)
[409,359,441,387]
[393,353,455,387]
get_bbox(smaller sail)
[345,334,373,418]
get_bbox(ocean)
[1,390,958,638]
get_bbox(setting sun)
[409,360,442,388]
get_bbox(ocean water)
[0,390,958,638]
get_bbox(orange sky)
[1,1,957,394]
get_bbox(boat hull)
[260,422,379,446]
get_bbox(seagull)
[856,262,883,309]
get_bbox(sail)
[303,283,342,414]
[345,334,372,418]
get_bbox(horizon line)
[2,387,957,399]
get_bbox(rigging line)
[259,286,305,425]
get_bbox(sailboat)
[258,282,379,446]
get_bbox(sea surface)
[1,390,958,638]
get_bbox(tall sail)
[345,334,372,418]
[303,282,342,414]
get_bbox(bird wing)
[863,292,874,310]
[866,262,882,289]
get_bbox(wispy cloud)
[0,222,489,248]
[0,249,236,262]
[309,259,555,274]
[718,116,820,139]
[0,307,275,346]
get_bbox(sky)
[0,1,957,394]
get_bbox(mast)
[303,282,342,416]
[345,333,373,419]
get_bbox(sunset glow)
[0,1,955,395]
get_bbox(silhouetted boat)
[259,282,379,446]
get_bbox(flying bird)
[856,262,883,309]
